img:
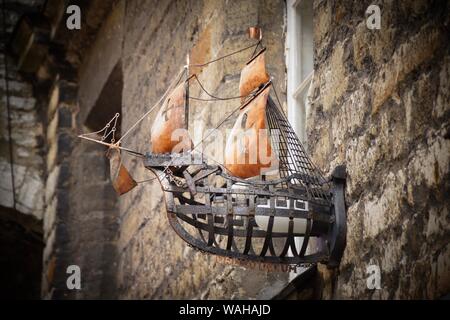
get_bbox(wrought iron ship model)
[79,28,346,268]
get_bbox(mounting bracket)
[327,165,347,268]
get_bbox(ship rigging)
[78,28,346,267]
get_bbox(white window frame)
[286,0,314,148]
[285,0,315,280]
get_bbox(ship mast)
[185,54,190,131]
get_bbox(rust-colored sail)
[239,50,270,102]
[225,85,277,178]
[150,83,192,153]
[107,148,137,195]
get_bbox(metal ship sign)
[79,28,347,269]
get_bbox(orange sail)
[239,49,270,102]
[150,82,192,153]
[107,148,137,195]
[225,85,277,178]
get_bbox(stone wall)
[41,0,121,299]
[0,0,46,221]
[1,0,121,299]
[41,77,120,299]
[309,0,449,299]
[0,0,47,299]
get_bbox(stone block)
[313,1,332,58]
[9,96,36,111]
[45,165,60,203]
[44,196,57,240]
[425,206,447,239]
[433,55,450,120]
[43,228,56,264]
[436,243,450,297]
[56,132,73,157]
[16,170,44,219]
[47,139,57,172]
[57,80,78,104]
[46,108,58,145]
[362,170,406,238]
[408,134,450,189]
[319,41,349,112]
[57,105,73,128]
[47,84,59,121]
[372,25,441,114]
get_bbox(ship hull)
[144,152,338,265]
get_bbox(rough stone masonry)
[309,0,449,299]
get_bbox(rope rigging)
[78,40,269,183]
[187,42,259,68]
[189,75,245,101]
[79,40,264,148]
[76,27,344,267]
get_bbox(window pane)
[287,0,314,149]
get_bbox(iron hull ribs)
[144,152,340,265]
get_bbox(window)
[286,0,314,280]
[286,0,314,147]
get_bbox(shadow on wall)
[0,206,43,299]
[85,62,123,134]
